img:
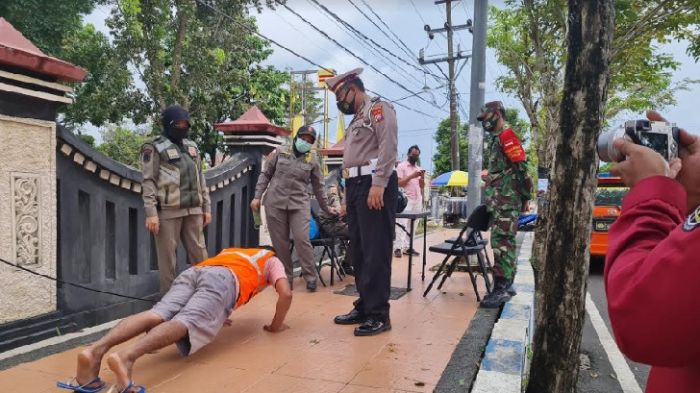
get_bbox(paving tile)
[149,363,263,393]
[350,359,439,392]
[242,373,345,393]
[274,347,371,383]
[3,228,478,393]
[339,384,415,393]
[0,367,65,392]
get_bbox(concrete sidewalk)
[0,228,492,393]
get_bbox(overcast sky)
[86,0,699,172]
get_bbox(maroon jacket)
[606,176,700,392]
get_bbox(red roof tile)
[0,18,87,82]
[215,106,291,136]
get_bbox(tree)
[96,126,148,168]
[489,0,698,172]
[78,134,96,147]
[526,0,614,391]
[289,78,323,126]
[100,0,290,159]
[488,0,700,285]
[432,118,469,175]
[0,0,103,57]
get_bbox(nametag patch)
[166,149,180,160]
[683,205,700,232]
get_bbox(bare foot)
[75,349,103,387]
[106,353,134,392]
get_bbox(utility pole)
[467,0,487,215]
[290,70,316,125]
[420,0,472,172]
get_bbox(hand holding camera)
[598,111,699,200]
[608,139,681,187]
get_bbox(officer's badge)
[371,105,384,123]
[166,149,180,160]
[682,205,700,232]
[188,146,197,157]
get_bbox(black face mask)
[481,114,498,132]
[408,156,418,165]
[168,126,189,143]
[336,90,356,115]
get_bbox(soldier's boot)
[480,277,513,308]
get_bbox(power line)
[359,0,445,86]
[360,0,416,60]
[194,0,439,119]
[303,0,425,89]
[307,0,439,85]
[348,0,420,69]
[277,1,446,112]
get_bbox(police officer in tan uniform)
[328,68,399,336]
[141,105,211,295]
[250,126,334,292]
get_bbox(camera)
[597,120,680,163]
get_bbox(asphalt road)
[577,256,651,393]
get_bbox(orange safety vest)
[195,248,276,308]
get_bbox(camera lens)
[596,128,625,163]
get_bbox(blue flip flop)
[57,377,106,393]
[107,381,146,393]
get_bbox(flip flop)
[56,377,106,393]
[106,381,146,393]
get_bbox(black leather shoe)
[306,280,317,292]
[354,318,391,336]
[334,309,365,325]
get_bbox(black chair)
[310,199,345,286]
[424,204,494,300]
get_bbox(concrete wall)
[0,115,57,323]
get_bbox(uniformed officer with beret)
[327,68,399,336]
[141,104,211,295]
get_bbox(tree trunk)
[526,1,614,392]
[171,0,189,105]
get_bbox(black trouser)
[346,172,398,321]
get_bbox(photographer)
[606,110,700,393]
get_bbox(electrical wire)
[194,0,440,119]
[276,1,446,112]
[303,0,425,89]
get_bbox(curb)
[472,232,535,393]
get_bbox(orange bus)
[590,175,628,257]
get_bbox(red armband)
[498,128,527,163]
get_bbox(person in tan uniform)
[327,68,399,336]
[250,126,334,292]
[141,105,211,296]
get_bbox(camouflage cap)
[326,68,363,92]
[476,101,506,121]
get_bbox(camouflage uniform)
[317,185,349,238]
[484,127,532,282]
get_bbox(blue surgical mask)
[295,138,312,154]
